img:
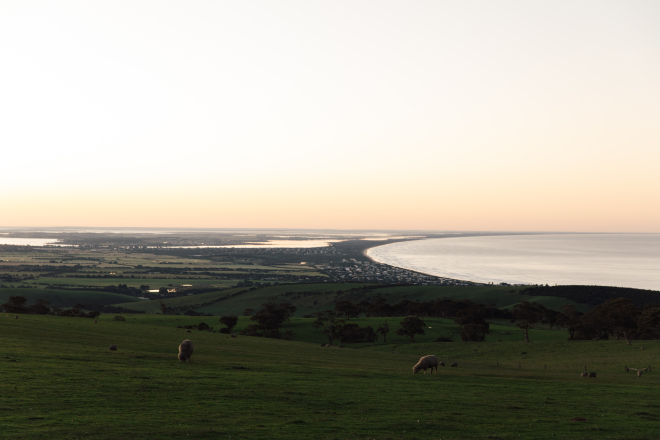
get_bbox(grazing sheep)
[439,361,445,367]
[588,372,596,378]
[580,372,588,378]
[178,339,194,362]
[94,320,97,323]
[108,345,117,351]
[638,370,643,378]
[450,362,458,368]
[413,355,438,374]
[230,334,237,338]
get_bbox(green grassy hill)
[126,315,566,345]
[29,277,238,290]
[353,285,588,311]
[2,313,659,439]
[0,288,143,308]
[113,283,588,316]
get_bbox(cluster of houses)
[318,259,470,286]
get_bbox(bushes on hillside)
[239,302,297,340]
[0,296,51,315]
[556,297,660,343]
[336,323,378,344]
[521,285,659,307]
[397,317,426,342]
[0,296,98,318]
[219,315,238,332]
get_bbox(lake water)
[154,240,343,249]
[366,234,660,291]
[217,239,343,248]
[0,238,62,246]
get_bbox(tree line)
[0,296,99,318]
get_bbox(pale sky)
[1,1,659,232]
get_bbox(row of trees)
[239,302,298,339]
[0,296,99,319]
[513,298,660,343]
[333,298,513,320]
[330,297,660,344]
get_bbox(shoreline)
[361,232,549,285]
[362,236,476,284]
[363,233,660,291]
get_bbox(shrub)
[219,328,230,334]
[219,315,238,332]
[113,316,126,322]
[197,322,210,331]
[241,324,262,337]
[434,336,453,342]
[461,324,488,341]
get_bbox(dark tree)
[28,298,50,315]
[241,324,261,336]
[336,323,378,344]
[335,300,362,319]
[638,304,660,340]
[366,298,392,317]
[454,305,490,341]
[0,296,28,314]
[396,316,426,342]
[512,301,546,343]
[460,324,488,341]
[376,321,390,343]
[557,305,583,340]
[251,302,297,333]
[312,310,345,345]
[220,315,238,332]
[592,297,640,344]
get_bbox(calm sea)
[366,234,660,291]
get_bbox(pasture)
[0,288,143,308]
[113,283,588,317]
[1,314,659,439]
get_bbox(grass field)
[113,283,589,317]
[29,277,239,290]
[113,283,371,314]
[370,285,589,311]
[2,314,659,439]
[0,289,143,308]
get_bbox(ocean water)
[366,234,660,291]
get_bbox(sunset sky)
[1,1,659,232]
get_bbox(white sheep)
[413,355,438,374]
[178,339,194,362]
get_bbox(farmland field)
[2,313,659,439]
[113,283,589,317]
[0,288,143,308]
